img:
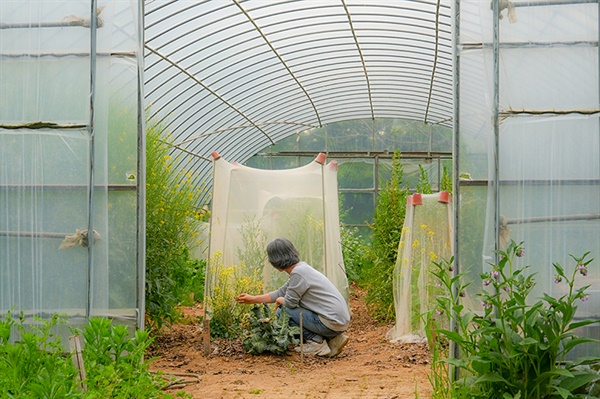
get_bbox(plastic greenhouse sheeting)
[0,1,145,341]
[387,192,453,344]
[206,152,349,316]
[456,0,600,356]
[144,0,454,198]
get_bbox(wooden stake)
[69,335,87,392]
[202,318,211,356]
[299,312,304,365]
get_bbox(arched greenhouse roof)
[144,0,453,187]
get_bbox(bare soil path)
[149,284,432,399]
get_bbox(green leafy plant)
[340,224,370,284]
[430,241,600,399]
[423,313,452,399]
[242,304,300,355]
[440,165,452,193]
[364,150,410,321]
[146,120,208,332]
[0,313,183,398]
[82,317,171,398]
[415,164,433,194]
[0,312,80,398]
[177,257,207,306]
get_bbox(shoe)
[294,339,331,356]
[327,334,349,357]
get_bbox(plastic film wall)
[0,1,145,338]
[456,0,600,356]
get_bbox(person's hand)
[274,296,284,309]
[236,293,252,304]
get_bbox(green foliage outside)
[428,242,600,399]
[246,118,452,158]
[0,313,187,398]
[146,120,208,333]
[363,150,410,322]
[242,304,300,355]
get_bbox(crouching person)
[236,237,350,357]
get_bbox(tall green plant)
[365,150,410,321]
[237,214,268,276]
[146,120,207,332]
[416,164,433,194]
[430,241,600,399]
[440,165,452,193]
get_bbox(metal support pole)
[137,0,147,332]
[450,0,461,382]
[493,0,502,262]
[85,0,99,321]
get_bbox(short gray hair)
[266,237,300,270]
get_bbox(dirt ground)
[149,284,433,399]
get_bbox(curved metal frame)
[144,1,455,190]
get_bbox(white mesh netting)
[205,152,349,314]
[387,192,453,344]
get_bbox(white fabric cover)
[387,192,453,343]
[206,153,349,314]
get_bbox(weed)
[288,362,297,374]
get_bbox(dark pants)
[278,306,342,343]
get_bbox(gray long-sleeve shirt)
[268,261,350,331]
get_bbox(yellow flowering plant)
[206,252,263,339]
[146,120,208,332]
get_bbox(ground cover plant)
[0,313,186,398]
[429,241,600,399]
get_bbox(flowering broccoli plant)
[430,240,600,399]
[242,303,300,355]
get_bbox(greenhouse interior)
[1,0,599,397]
